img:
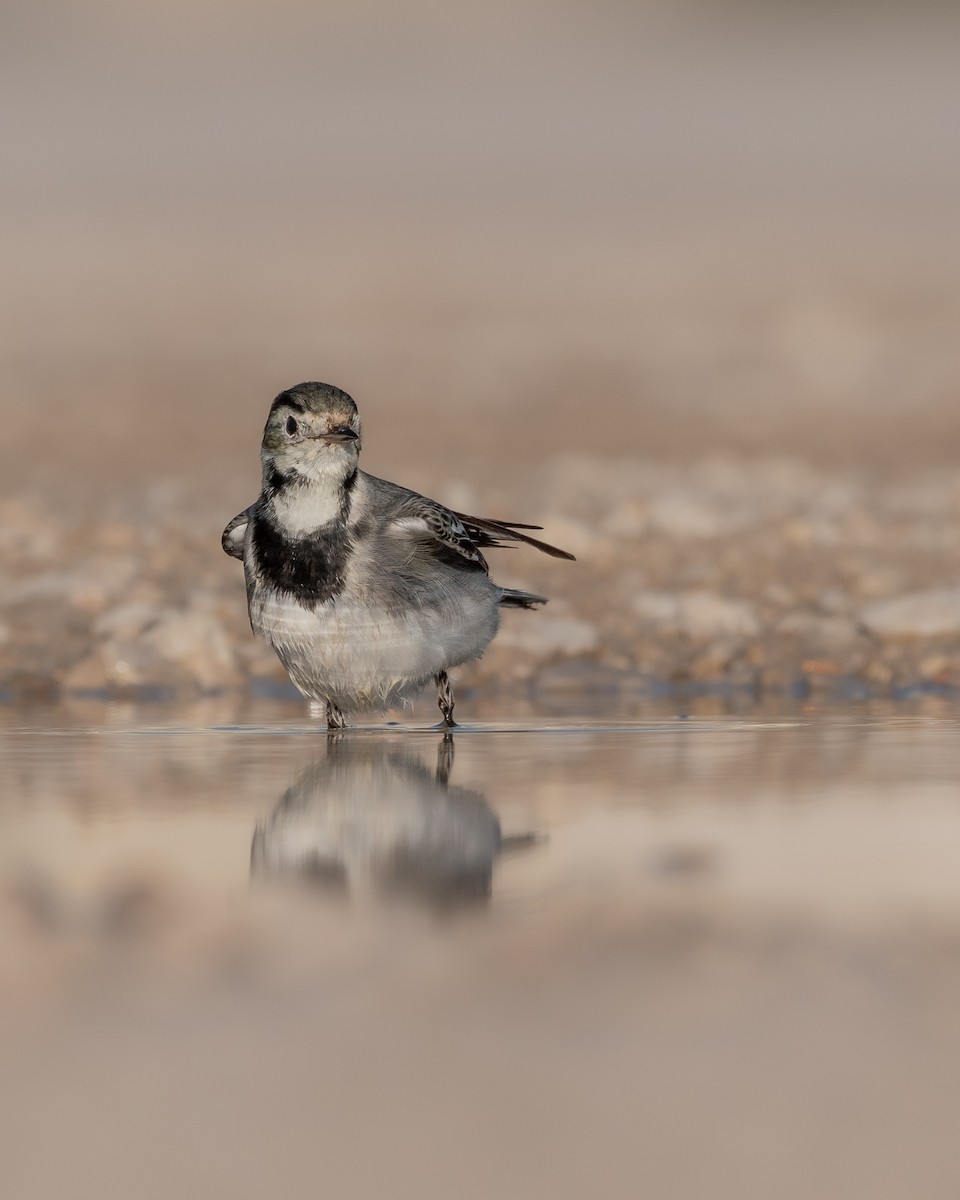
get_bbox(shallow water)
[5,700,960,1199]
[5,701,960,929]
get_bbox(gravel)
[4,456,960,702]
[860,587,960,639]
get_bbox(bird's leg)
[325,701,347,732]
[436,731,455,786]
[435,671,457,729]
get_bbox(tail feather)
[499,587,548,609]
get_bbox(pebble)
[5,457,960,697]
[497,616,599,657]
[93,601,162,640]
[535,661,654,694]
[533,517,606,561]
[687,640,746,679]
[645,492,742,539]
[602,500,647,539]
[632,590,760,639]
[775,612,862,647]
[142,610,242,691]
[860,587,960,638]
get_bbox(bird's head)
[261,382,361,485]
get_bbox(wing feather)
[453,512,576,561]
[221,507,253,560]
[388,496,575,566]
[390,504,488,568]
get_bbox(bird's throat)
[267,466,356,536]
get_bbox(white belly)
[250,584,500,711]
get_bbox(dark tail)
[499,587,548,609]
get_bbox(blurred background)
[4,0,960,490]
[7,6,960,1199]
[4,0,960,702]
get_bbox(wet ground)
[5,699,960,1198]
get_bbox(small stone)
[775,612,861,647]
[646,492,729,539]
[535,517,605,561]
[144,610,242,690]
[62,652,110,693]
[1,670,60,702]
[919,654,954,682]
[68,607,243,693]
[0,499,60,560]
[801,659,844,677]
[93,522,139,552]
[857,567,907,599]
[782,518,841,546]
[863,659,895,686]
[0,557,139,615]
[93,601,162,640]
[817,588,851,615]
[762,582,796,608]
[687,640,744,679]
[632,590,760,639]
[535,661,650,694]
[602,500,647,539]
[497,615,598,657]
[96,638,168,689]
[860,587,960,638]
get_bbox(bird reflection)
[251,737,537,912]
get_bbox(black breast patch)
[252,514,352,607]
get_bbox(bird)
[222,381,574,730]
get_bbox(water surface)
[4,702,960,1200]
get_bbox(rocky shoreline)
[4,455,960,706]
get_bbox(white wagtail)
[222,381,573,730]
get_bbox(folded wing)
[390,499,575,569]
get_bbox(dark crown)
[270,382,358,417]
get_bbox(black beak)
[317,426,360,444]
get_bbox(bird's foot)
[435,671,458,729]
[325,701,347,732]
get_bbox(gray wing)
[221,506,254,560]
[390,500,490,569]
[389,499,575,569]
[370,472,576,567]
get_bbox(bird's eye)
[285,416,298,436]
